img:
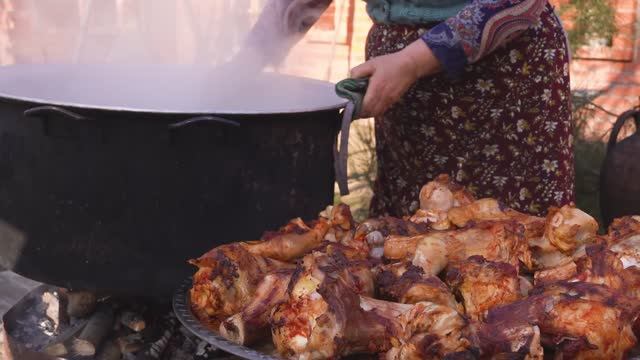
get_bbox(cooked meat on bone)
[354,216,430,242]
[411,174,475,229]
[447,198,546,240]
[471,298,545,359]
[607,216,640,269]
[354,216,431,259]
[219,268,294,345]
[219,241,374,346]
[384,220,532,274]
[382,299,471,359]
[446,256,521,321]
[189,243,293,324]
[190,210,353,325]
[474,281,640,360]
[243,217,331,262]
[531,282,640,360]
[544,205,599,254]
[319,203,356,243]
[534,243,638,291]
[272,276,469,360]
[528,205,599,272]
[376,263,461,311]
[187,173,640,360]
[271,277,404,359]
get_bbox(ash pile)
[2,285,234,360]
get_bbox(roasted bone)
[189,243,293,323]
[607,216,640,268]
[376,263,460,311]
[446,256,521,321]
[219,269,294,345]
[243,218,331,262]
[447,198,545,240]
[272,277,469,359]
[411,174,475,229]
[384,221,532,274]
[221,242,375,346]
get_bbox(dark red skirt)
[367,4,574,217]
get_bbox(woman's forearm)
[349,38,441,118]
[402,39,441,79]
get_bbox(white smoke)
[0,0,348,112]
[1,0,335,71]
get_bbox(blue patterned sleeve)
[421,0,547,78]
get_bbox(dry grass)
[334,118,376,222]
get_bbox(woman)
[241,0,574,217]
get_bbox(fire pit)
[1,284,236,360]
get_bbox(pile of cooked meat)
[188,174,640,359]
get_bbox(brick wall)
[555,0,640,136]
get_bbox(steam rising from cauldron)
[1,0,339,105]
[4,0,318,66]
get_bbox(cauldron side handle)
[606,110,640,153]
[600,109,640,227]
[168,116,241,129]
[23,105,91,138]
[23,105,88,121]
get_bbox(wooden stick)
[66,290,97,318]
[42,290,69,330]
[136,315,177,360]
[42,318,88,357]
[193,339,222,360]
[43,342,68,357]
[117,333,145,354]
[72,304,115,356]
[96,339,122,360]
[119,310,146,332]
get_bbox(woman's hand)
[350,39,441,118]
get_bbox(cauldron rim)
[0,63,349,115]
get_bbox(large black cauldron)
[0,64,347,296]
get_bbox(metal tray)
[173,278,640,360]
[173,277,282,360]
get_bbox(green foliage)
[560,0,617,54]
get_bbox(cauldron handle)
[334,102,355,197]
[23,106,97,140]
[23,106,88,121]
[607,109,640,153]
[168,116,240,129]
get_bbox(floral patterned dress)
[368,3,574,217]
